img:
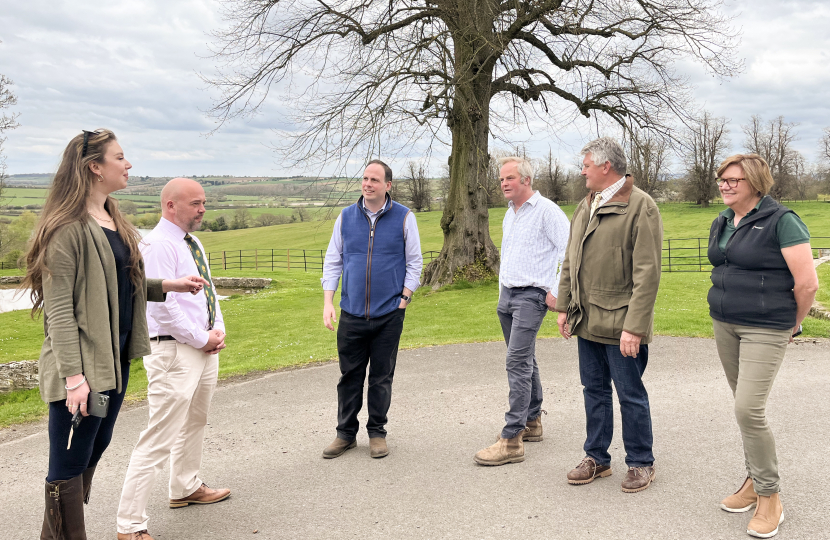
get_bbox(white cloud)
[1,0,829,177]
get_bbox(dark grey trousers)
[497,286,548,439]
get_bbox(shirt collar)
[598,176,626,201]
[722,196,766,221]
[508,190,541,210]
[361,195,391,216]
[158,217,189,240]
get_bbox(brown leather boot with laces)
[567,456,612,485]
[621,465,656,493]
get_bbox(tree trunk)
[423,7,500,288]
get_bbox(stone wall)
[0,361,39,393]
[212,277,272,289]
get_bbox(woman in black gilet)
[707,154,818,538]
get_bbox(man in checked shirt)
[474,156,569,466]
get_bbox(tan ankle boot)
[523,414,543,442]
[747,492,784,538]
[720,477,757,513]
[474,434,524,466]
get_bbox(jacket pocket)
[586,292,630,339]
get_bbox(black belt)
[154,335,176,341]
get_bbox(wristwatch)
[400,294,411,303]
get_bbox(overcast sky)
[1,0,829,178]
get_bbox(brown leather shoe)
[747,492,784,538]
[169,483,231,508]
[721,477,758,513]
[117,531,155,540]
[369,437,389,458]
[474,434,524,466]
[322,437,356,459]
[567,456,612,485]
[621,466,656,493]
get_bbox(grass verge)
[1,266,828,428]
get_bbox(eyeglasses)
[81,130,99,157]
[715,177,745,188]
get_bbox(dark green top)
[718,196,810,252]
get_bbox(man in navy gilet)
[321,160,423,459]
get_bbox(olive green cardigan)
[38,216,165,403]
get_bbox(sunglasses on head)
[81,130,100,158]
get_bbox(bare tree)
[680,111,729,207]
[403,161,432,212]
[624,129,671,197]
[536,148,568,203]
[742,115,799,200]
[206,0,740,286]
[0,71,20,207]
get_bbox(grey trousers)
[712,319,791,496]
[498,286,548,439]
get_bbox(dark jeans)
[578,337,654,467]
[497,286,547,439]
[47,358,131,482]
[336,308,406,440]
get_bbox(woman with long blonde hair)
[23,129,207,540]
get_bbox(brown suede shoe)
[747,492,784,538]
[369,437,389,458]
[322,437,356,459]
[567,456,612,485]
[117,530,155,540]
[621,466,656,493]
[169,483,231,508]
[474,434,524,466]
[721,477,758,513]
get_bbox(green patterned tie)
[184,233,216,328]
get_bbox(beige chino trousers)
[117,340,219,534]
[712,319,790,496]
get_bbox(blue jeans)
[578,337,654,467]
[497,286,547,439]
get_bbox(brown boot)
[621,466,656,493]
[720,477,757,513]
[567,456,612,485]
[747,492,784,538]
[322,437,356,459]
[369,437,389,458]
[81,466,96,505]
[474,434,524,466]
[40,475,87,540]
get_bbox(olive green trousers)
[712,319,791,496]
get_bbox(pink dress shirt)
[140,218,225,349]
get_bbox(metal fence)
[206,238,830,273]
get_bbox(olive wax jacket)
[555,177,663,345]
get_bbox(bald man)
[117,179,230,540]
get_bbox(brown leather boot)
[567,456,612,485]
[474,434,524,466]
[40,475,87,540]
[81,466,96,505]
[720,477,757,513]
[169,483,231,508]
[322,437,357,459]
[747,492,784,538]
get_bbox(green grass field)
[1,199,829,427]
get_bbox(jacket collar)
[583,175,634,208]
[358,194,392,216]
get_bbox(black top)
[102,228,135,354]
[706,197,797,330]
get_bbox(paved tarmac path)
[1,336,828,539]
